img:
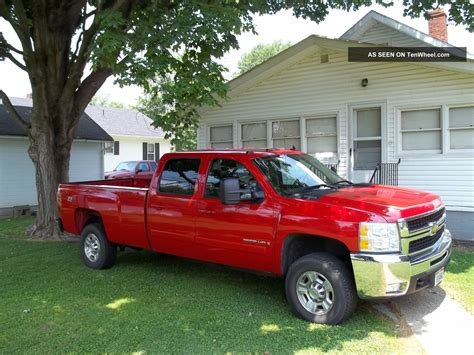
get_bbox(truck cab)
[58,149,452,324]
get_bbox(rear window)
[158,159,200,196]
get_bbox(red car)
[104,160,157,179]
[58,149,451,324]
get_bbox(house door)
[349,107,382,183]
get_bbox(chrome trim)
[350,229,451,298]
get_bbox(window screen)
[241,122,267,148]
[306,117,337,161]
[353,108,381,170]
[159,159,200,196]
[272,120,300,149]
[401,109,441,151]
[210,125,233,148]
[205,159,259,198]
[449,107,474,149]
[104,142,114,154]
[354,140,381,170]
[146,143,155,160]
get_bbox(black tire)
[285,252,357,325]
[80,223,117,269]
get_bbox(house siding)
[103,135,171,172]
[199,49,474,213]
[0,137,103,209]
[358,22,427,47]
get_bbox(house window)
[401,109,441,152]
[272,120,300,149]
[241,122,267,148]
[449,106,474,150]
[209,125,233,148]
[104,142,114,154]
[306,116,337,162]
[147,143,155,160]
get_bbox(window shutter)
[113,141,120,155]
[143,143,147,160]
[155,143,160,162]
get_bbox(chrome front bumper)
[350,229,452,299]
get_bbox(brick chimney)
[428,8,448,42]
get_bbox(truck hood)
[319,184,443,222]
[104,170,133,179]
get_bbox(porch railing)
[324,161,340,174]
[369,159,401,186]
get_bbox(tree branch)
[4,52,26,70]
[0,34,24,55]
[0,1,34,59]
[0,90,31,131]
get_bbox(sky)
[0,2,473,107]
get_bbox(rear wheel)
[80,223,116,269]
[285,252,357,324]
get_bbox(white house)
[0,97,112,217]
[85,106,171,172]
[197,11,474,240]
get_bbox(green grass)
[0,217,420,353]
[444,248,474,315]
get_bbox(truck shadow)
[101,249,413,353]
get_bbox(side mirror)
[221,178,241,205]
[135,169,142,174]
[220,178,263,205]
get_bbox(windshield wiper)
[289,184,337,196]
[333,179,353,186]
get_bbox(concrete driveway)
[374,287,474,355]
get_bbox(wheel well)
[281,234,352,275]
[75,208,103,234]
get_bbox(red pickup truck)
[58,149,451,324]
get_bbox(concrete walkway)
[375,287,474,355]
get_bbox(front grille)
[407,207,445,233]
[409,226,444,254]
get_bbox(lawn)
[443,247,474,315]
[0,217,423,353]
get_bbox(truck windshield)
[254,154,348,197]
[114,162,137,171]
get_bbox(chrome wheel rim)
[296,271,334,315]
[84,233,100,262]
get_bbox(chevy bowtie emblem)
[429,222,439,235]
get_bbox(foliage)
[90,95,126,109]
[0,217,421,353]
[135,75,197,151]
[236,41,292,76]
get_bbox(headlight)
[359,222,400,253]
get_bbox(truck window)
[150,161,158,171]
[159,159,200,196]
[138,162,149,172]
[205,159,259,198]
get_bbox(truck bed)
[58,177,152,249]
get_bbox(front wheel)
[285,252,357,324]
[80,223,117,269]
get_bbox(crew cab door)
[195,158,276,272]
[146,157,201,257]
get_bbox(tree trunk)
[27,107,74,239]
